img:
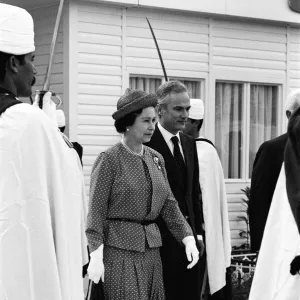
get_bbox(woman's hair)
[0,52,25,82]
[114,104,156,133]
[114,108,143,133]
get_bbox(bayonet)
[37,0,64,108]
[146,17,168,82]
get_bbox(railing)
[230,253,257,300]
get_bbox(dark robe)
[284,106,300,276]
[249,132,288,252]
[285,106,300,234]
[145,125,203,300]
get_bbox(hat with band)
[112,88,158,120]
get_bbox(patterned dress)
[86,142,193,300]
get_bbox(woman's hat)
[112,88,158,120]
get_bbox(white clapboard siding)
[30,6,64,103]
[225,182,250,247]
[77,2,123,185]
[126,8,210,77]
[289,27,300,90]
[212,19,287,79]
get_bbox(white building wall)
[72,1,300,246]
[126,9,209,79]
[76,2,123,188]
[29,5,64,106]
[90,0,300,24]
[290,27,300,91]
[210,19,288,245]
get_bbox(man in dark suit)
[146,80,205,300]
[249,91,300,252]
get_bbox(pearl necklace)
[121,139,144,156]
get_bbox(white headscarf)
[0,3,35,55]
[189,98,204,120]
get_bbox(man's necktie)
[171,136,186,173]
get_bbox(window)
[170,78,202,99]
[130,76,203,100]
[215,81,280,179]
[129,76,162,93]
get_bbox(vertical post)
[121,8,128,93]
[64,2,78,140]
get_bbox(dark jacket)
[145,126,203,300]
[249,133,288,252]
[145,127,203,237]
[86,143,193,253]
[285,106,300,234]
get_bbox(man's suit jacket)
[145,126,203,238]
[249,133,288,252]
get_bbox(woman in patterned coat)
[86,89,199,300]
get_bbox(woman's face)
[127,106,157,144]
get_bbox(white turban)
[0,4,35,55]
[56,109,66,128]
[189,98,204,120]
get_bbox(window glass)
[215,82,244,179]
[170,78,201,98]
[129,77,162,93]
[249,85,278,176]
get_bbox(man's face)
[15,52,36,97]
[159,91,190,135]
[183,118,194,136]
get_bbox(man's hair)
[0,52,25,82]
[286,90,300,114]
[156,80,188,106]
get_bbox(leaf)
[239,231,247,238]
[241,199,249,207]
[241,186,251,201]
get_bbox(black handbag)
[89,280,104,300]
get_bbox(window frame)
[212,77,284,183]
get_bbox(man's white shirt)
[157,122,185,160]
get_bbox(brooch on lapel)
[153,156,162,170]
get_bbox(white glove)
[182,236,199,269]
[87,244,105,284]
[33,91,57,126]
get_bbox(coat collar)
[0,87,17,98]
[148,125,195,189]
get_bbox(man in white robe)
[183,99,231,298]
[0,4,88,300]
[249,92,300,300]
[249,166,300,300]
